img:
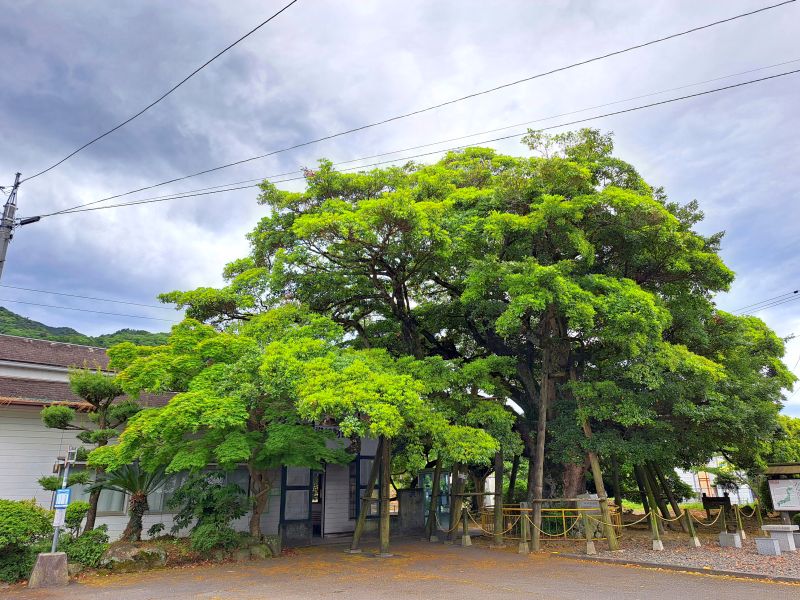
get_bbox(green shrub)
[0,500,53,582]
[65,501,90,536]
[168,472,247,533]
[0,499,52,548]
[189,523,239,553]
[147,523,166,539]
[60,526,109,568]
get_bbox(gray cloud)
[0,0,797,411]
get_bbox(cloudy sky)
[0,0,798,413]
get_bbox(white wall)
[0,406,284,539]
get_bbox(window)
[348,458,379,520]
[68,467,126,515]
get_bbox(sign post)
[50,448,76,553]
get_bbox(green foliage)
[146,523,166,538]
[40,405,75,429]
[59,526,109,567]
[0,500,52,583]
[167,472,248,533]
[0,499,52,549]
[65,501,90,536]
[189,523,239,553]
[38,470,91,492]
[0,306,167,346]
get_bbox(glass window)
[68,467,126,515]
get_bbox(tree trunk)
[506,454,520,504]
[648,462,688,533]
[122,493,148,542]
[84,488,101,533]
[447,463,466,543]
[379,439,391,556]
[644,464,673,524]
[562,462,587,498]
[248,465,272,538]
[633,464,650,515]
[637,464,663,534]
[531,307,557,552]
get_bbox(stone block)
[249,544,272,560]
[233,548,252,562]
[263,534,282,557]
[718,532,742,548]
[794,533,800,548]
[100,543,167,573]
[28,553,68,588]
[755,537,781,556]
[652,539,664,551]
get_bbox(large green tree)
[160,128,792,542]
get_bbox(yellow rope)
[655,510,686,523]
[466,510,521,535]
[738,506,758,518]
[586,510,649,528]
[524,513,582,537]
[689,510,723,527]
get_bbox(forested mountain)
[0,307,168,347]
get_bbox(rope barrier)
[738,506,758,518]
[689,510,723,527]
[654,510,686,523]
[466,510,521,535]
[524,513,583,537]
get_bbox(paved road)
[6,540,799,599]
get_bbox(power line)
[742,295,800,313]
[44,57,800,216]
[0,298,179,322]
[19,0,301,184]
[732,289,799,312]
[41,0,797,215]
[40,67,800,217]
[0,284,174,310]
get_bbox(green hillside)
[0,306,169,347]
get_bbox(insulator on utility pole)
[0,173,22,281]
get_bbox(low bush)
[189,523,239,553]
[147,523,166,539]
[60,526,109,568]
[65,501,90,536]
[0,499,53,583]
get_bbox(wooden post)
[684,506,700,548]
[518,502,530,554]
[425,458,442,542]
[379,438,392,557]
[348,437,384,553]
[719,505,728,534]
[492,450,505,547]
[581,418,619,551]
[582,511,596,555]
[644,464,673,528]
[648,462,688,533]
[637,465,663,550]
[461,506,472,546]
[638,465,663,534]
[755,498,764,528]
[633,466,651,516]
[735,504,746,540]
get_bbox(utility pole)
[0,173,40,282]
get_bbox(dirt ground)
[5,538,800,600]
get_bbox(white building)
[676,456,755,505]
[0,334,381,545]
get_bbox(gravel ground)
[585,524,800,580]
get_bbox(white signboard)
[53,507,66,527]
[54,488,71,509]
[768,479,800,511]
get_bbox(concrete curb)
[555,552,800,585]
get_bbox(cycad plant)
[91,463,167,541]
